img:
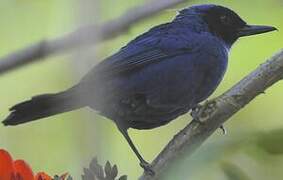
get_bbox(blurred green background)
[0,0,282,179]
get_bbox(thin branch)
[0,0,188,75]
[139,49,283,180]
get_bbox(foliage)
[82,158,127,180]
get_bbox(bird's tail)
[2,86,86,126]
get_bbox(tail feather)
[3,87,86,126]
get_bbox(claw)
[140,161,155,176]
[190,101,214,123]
[219,125,227,135]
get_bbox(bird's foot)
[191,100,217,124]
[190,103,202,122]
[191,102,226,134]
[219,124,227,135]
[140,161,155,176]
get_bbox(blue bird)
[2,4,276,174]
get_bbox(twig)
[0,0,188,75]
[139,49,283,180]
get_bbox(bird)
[2,4,276,175]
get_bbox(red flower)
[13,159,35,180]
[0,149,14,180]
[34,172,52,180]
[0,149,62,180]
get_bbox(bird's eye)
[220,15,231,25]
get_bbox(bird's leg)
[117,126,155,176]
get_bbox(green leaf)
[105,161,112,178]
[82,158,127,180]
[53,175,60,180]
[256,129,283,155]
[118,175,127,180]
[83,168,95,180]
[221,162,251,180]
[111,165,118,178]
[66,176,73,180]
[89,158,104,179]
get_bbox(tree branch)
[139,49,283,180]
[0,0,188,75]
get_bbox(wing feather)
[81,23,194,82]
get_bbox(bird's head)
[175,4,277,46]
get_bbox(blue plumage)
[83,8,229,129]
[3,4,276,174]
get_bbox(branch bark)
[139,49,283,180]
[0,0,188,75]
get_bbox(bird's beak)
[237,25,277,37]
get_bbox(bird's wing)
[94,48,172,76]
[81,23,195,81]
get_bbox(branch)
[139,49,283,180]
[0,0,188,75]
